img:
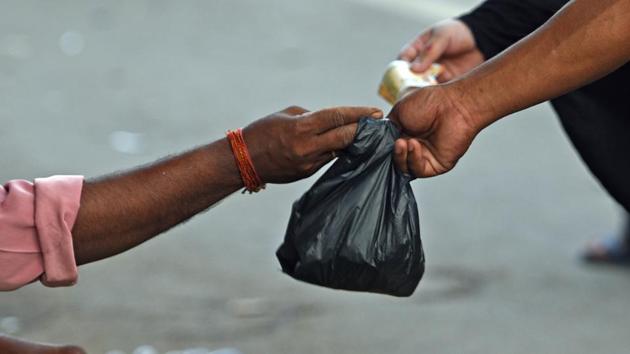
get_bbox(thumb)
[387,102,402,125]
[387,91,418,125]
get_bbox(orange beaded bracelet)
[226,128,265,193]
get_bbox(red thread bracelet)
[226,128,265,193]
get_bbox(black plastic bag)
[276,118,424,297]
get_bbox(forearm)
[72,138,242,265]
[453,0,630,128]
[69,104,382,267]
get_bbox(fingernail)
[408,143,414,152]
[370,109,384,118]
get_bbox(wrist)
[444,77,500,133]
[225,130,266,193]
[212,137,246,190]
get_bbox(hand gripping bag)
[276,118,424,296]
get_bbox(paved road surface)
[1,1,628,353]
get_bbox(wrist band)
[226,128,265,193]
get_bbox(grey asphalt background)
[1,1,629,353]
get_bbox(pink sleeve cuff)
[34,176,84,287]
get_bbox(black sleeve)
[459,0,568,59]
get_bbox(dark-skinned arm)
[72,106,382,265]
[390,0,630,177]
[72,138,241,265]
[459,0,630,127]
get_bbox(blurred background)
[1,0,629,353]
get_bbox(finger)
[313,123,358,153]
[393,139,409,175]
[306,106,383,133]
[408,139,442,178]
[410,37,448,73]
[398,44,418,62]
[436,67,453,83]
[412,30,433,52]
[406,139,426,178]
[398,30,432,61]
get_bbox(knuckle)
[284,105,306,116]
[330,109,345,128]
[294,118,311,134]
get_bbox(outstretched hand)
[244,105,383,183]
[398,19,484,82]
[388,85,478,178]
[392,19,487,178]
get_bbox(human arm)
[73,106,381,265]
[459,0,630,125]
[391,0,630,177]
[398,0,566,81]
[0,105,382,290]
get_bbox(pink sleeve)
[0,176,83,291]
